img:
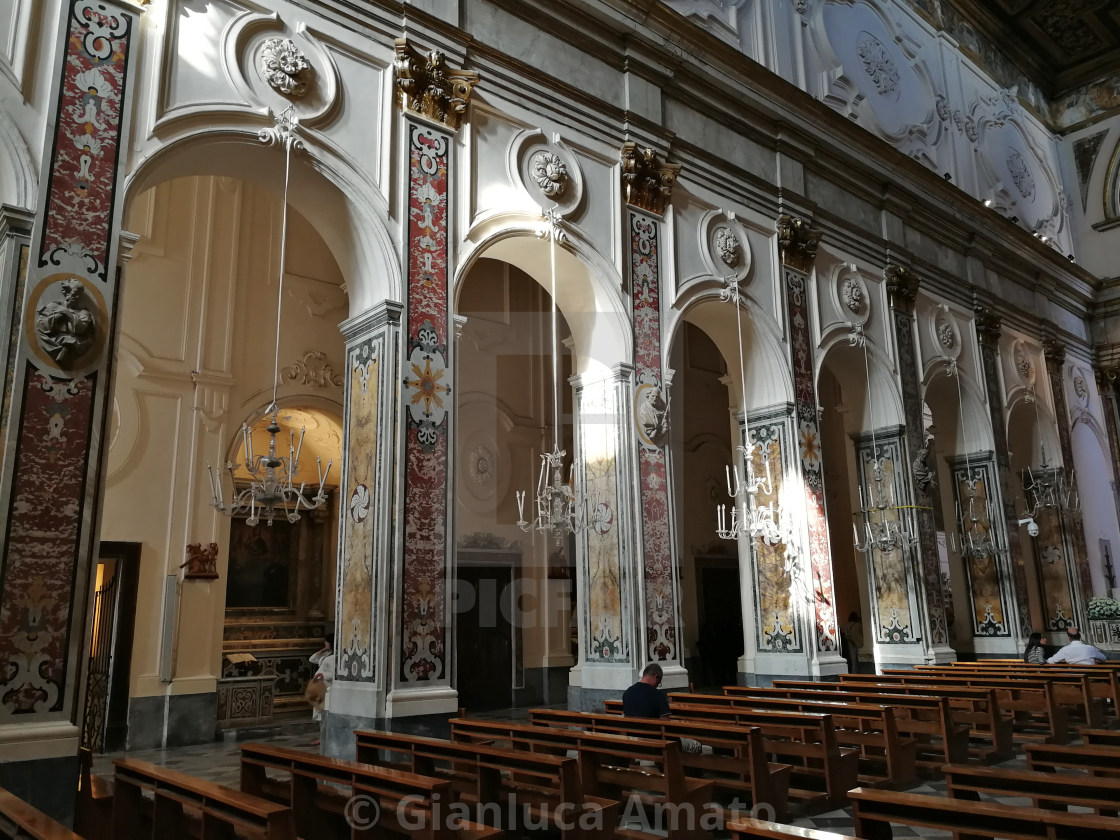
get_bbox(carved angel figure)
[912,434,936,492]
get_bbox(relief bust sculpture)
[36,278,96,367]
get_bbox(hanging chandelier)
[715,275,789,545]
[946,360,998,559]
[207,106,333,527]
[516,210,595,547]
[1015,386,1079,537]
[850,324,918,554]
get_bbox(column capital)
[973,304,1002,346]
[0,205,34,239]
[1042,336,1067,370]
[777,213,821,273]
[394,38,479,131]
[884,263,919,312]
[620,142,680,217]
[341,299,403,341]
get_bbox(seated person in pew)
[1047,630,1107,665]
[623,663,709,755]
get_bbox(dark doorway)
[456,564,515,712]
[696,559,742,688]
[81,542,140,752]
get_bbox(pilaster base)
[385,686,458,718]
[872,643,931,668]
[322,709,455,761]
[926,644,958,664]
[972,636,1020,657]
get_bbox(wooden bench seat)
[527,707,793,820]
[942,662,1120,723]
[603,699,858,811]
[833,677,1013,760]
[0,787,85,840]
[913,665,1107,729]
[239,741,502,840]
[353,728,619,839]
[759,682,968,771]
[112,757,297,840]
[1025,742,1120,778]
[1082,728,1120,747]
[669,691,918,790]
[850,785,1120,840]
[448,717,714,840]
[942,762,1120,815]
[74,747,113,840]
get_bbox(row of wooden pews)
[716,661,1120,839]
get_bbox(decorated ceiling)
[946,0,1120,97]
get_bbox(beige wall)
[103,175,346,701]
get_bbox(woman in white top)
[307,632,335,722]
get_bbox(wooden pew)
[850,786,1120,840]
[726,819,851,840]
[353,728,619,838]
[832,677,1013,760]
[668,691,917,789]
[938,661,1120,718]
[239,742,502,840]
[526,708,792,820]
[0,787,85,840]
[756,683,968,771]
[1025,742,1120,778]
[1082,728,1120,747]
[74,747,113,840]
[912,665,1107,729]
[601,700,858,811]
[447,718,715,839]
[942,763,1120,816]
[112,758,297,840]
[851,671,1069,744]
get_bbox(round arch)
[817,335,905,431]
[124,127,400,314]
[456,218,632,374]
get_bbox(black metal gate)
[80,563,119,752]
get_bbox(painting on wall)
[226,517,295,610]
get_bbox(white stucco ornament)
[260,38,312,97]
[856,32,900,97]
[529,150,568,198]
[468,444,495,485]
[715,226,741,267]
[842,276,864,313]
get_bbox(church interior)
[3,0,1120,837]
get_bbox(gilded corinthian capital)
[620,142,681,217]
[884,264,919,313]
[394,38,479,131]
[776,213,821,273]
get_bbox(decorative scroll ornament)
[1073,369,1089,406]
[181,542,219,580]
[35,278,97,368]
[394,38,479,131]
[856,32,900,97]
[1006,148,1035,199]
[793,0,807,12]
[282,350,342,388]
[620,142,680,217]
[715,226,741,267]
[776,213,821,273]
[259,38,312,97]
[937,321,955,350]
[529,150,568,198]
[1014,343,1033,381]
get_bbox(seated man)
[1047,630,1107,665]
[622,662,670,717]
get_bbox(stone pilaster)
[776,213,842,673]
[568,366,651,710]
[973,305,1030,647]
[884,265,953,663]
[0,0,142,820]
[1094,362,1120,514]
[323,302,403,753]
[1041,335,1091,628]
[387,39,478,717]
[621,144,684,676]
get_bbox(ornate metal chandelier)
[851,324,917,554]
[1015,387,1079,538]
[715,275,788,545]
[207,107,333,527]
[946,359,998,558]
[516,210,594,547]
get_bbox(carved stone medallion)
[856,32,900,97]
[937,321,955,350]
[841,276,864,314]
[1014,343,1033,381]
[1072,368,1089,406]
[714,226,741,268]
[259,38,312,98]
[528,150,567,198]
[28,275,103,371]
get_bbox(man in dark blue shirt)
[622,662,670,717]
